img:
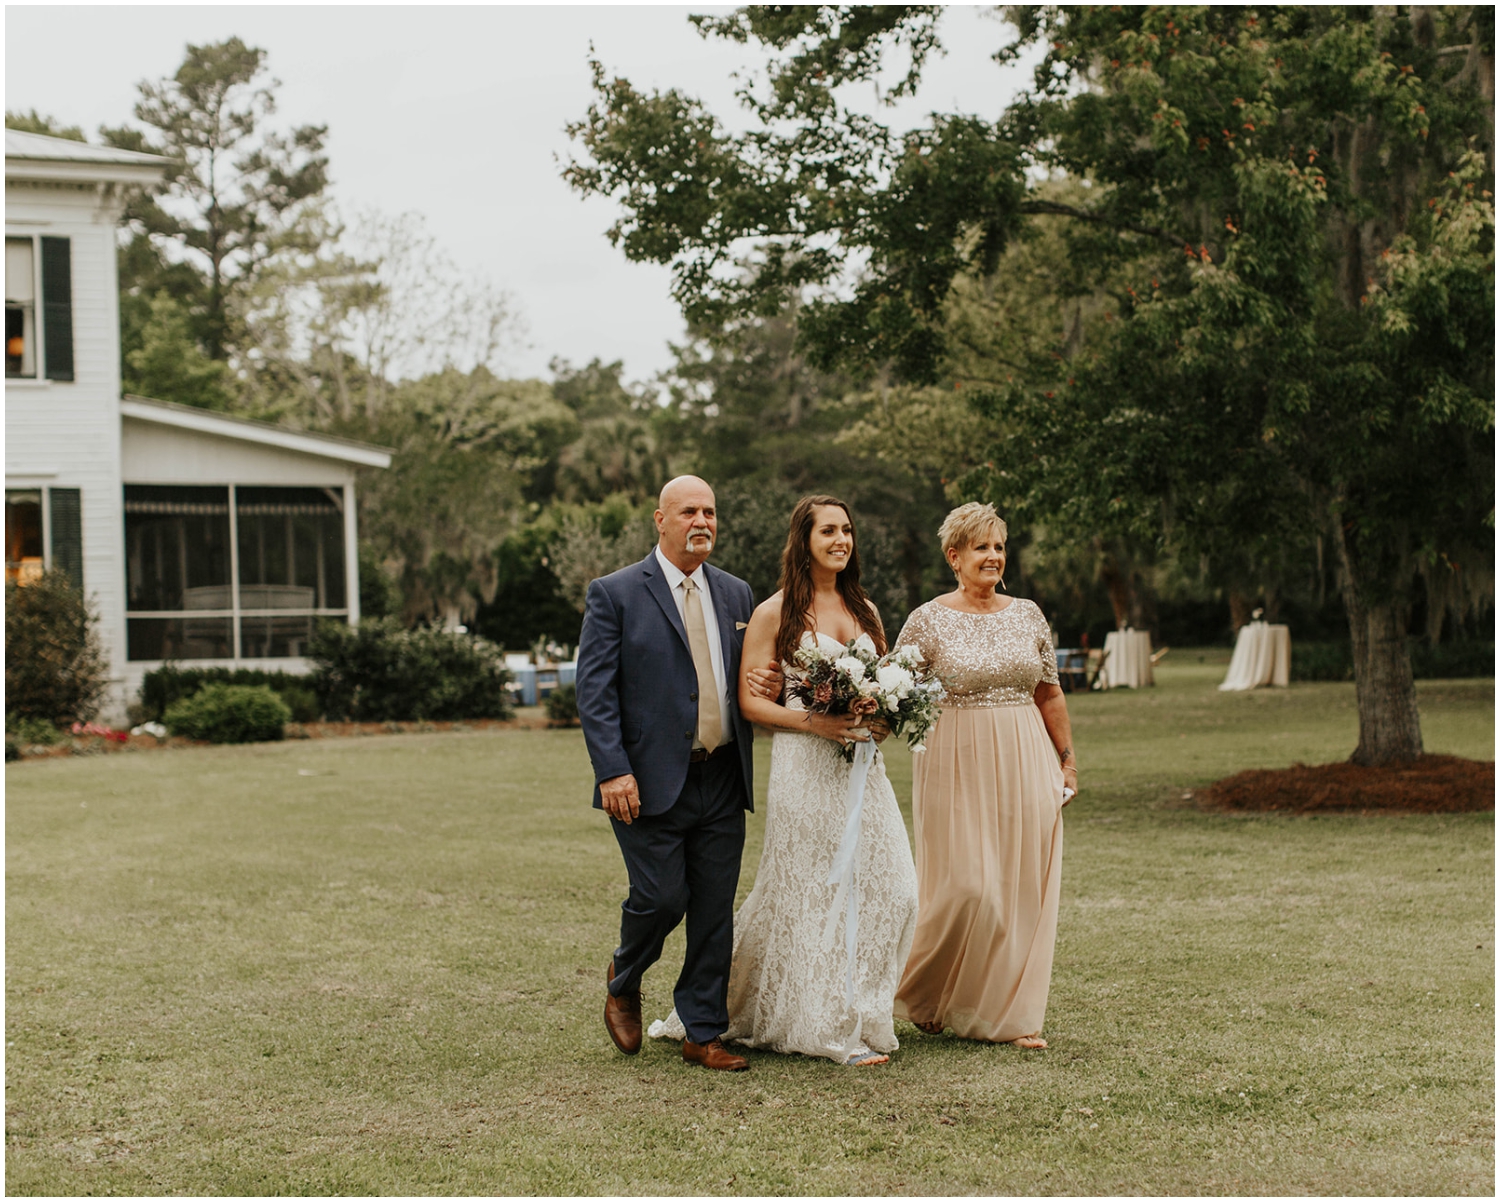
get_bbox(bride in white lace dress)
[649,496,919,1065]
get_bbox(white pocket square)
[735,621,748,630]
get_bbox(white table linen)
[1100,629,1154,689]
[1218,622,1291,691]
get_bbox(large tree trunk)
[1228,588,1254,634]
[1098,543,1133,630]
[1097,538,1157,633]
[1334,520,1424,765]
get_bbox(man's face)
[655,482,717,562]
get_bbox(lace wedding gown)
[649,632,919,1063]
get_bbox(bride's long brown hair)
[774,495,887,665]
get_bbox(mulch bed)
[1199,754,1495,815]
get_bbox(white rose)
[886,695,901,712]
[876,664,914,698]
[835,655,869,681]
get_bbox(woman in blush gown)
[650,495,918,1066]
[892,502,1079,1048]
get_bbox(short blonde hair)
[939,502,1008,570]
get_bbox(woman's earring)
[1000,574,1007,591]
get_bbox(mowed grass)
[6,655,1494,1195]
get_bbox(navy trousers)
[608,750,746,1045]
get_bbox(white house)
[5,129,390,720]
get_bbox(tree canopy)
[103,37,330,365]
[566,4,1495,763]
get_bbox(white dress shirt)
[654,545,733,748]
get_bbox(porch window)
[124,483,348,661]
[235,486,347,658]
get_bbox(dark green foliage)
[710,478,804,604]
[103,37,330,365]
[123,292,233,410]
[1291,641,1493,681]
[4,572,109,726]
[6,717,67,747]
[545,683,580,725]
[163,684,290,744]
[1412,641,1495,680]
[346,368,578,626]
[567,5,1494,764]
[475,521,582,650]
[659,313,952,615]
[357,544,401,621]
[1291,641,1356,683]
[137,666,321,724]
[308,619,513,722]
[4,739,17,762]
[541,358,667,506]
[4,110,86,141]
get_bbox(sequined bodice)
[893,598,1059,708]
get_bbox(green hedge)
[164,684,291,744]
[139,666,320,723]
[546,683,580,725]
[1411,641,1495,679]
[1290,641,1493,682]
[1289,641,1355,682]
[308,619,513,722]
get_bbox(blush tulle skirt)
[893,703,1065,1042]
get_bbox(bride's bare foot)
[915,1020,945,1035]
[1009,1035,1047,1049]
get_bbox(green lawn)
[6,657,1494,1195]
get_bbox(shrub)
[308,619,513,722]
[1411,641,1494,679]
[6,715,65,747]
[138,666,321,723]
[546,683,580,725]
[1291,640,1494,682]
[5,571,109,726]
[1290,641,1354,682]
[164,684,291,744]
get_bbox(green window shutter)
[40,236,73,382]
[49,487,83,592]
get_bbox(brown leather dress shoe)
[604,960,641,1055]
[682,1037,749,1072]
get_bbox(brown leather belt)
[688,743,734,763]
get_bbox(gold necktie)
[682,578,721,753]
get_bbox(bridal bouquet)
[788,638,943,761]
[870,644,944,755]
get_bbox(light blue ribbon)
[824,738,876,1008]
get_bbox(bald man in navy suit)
[575,476,779,1072]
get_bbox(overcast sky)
[7,4,1039,385]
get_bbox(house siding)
[6,182,130,717]
[7,145,386,727]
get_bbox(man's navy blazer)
[575,551,756,816]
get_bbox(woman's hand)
[867,717,891,744]
[745,662,784,700]
[804,711,872,745]
[1061,764,1078,802]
